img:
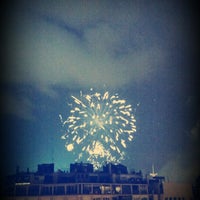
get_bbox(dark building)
[103,163,128,174]
[70,162,93,173]
[37,163,54,175]
[193,176,200,200]
[0,162,193,200]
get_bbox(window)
[28,185,39,196]
[93,185,101,194]
[112,185,121,194]
[141,198,148,200]
[122,185,131,194]
[132,185,139,194]
[54,186,65,195]
[66,185,77,194]
[118,196,132,200]
[83,184,92,194]
[100,185,112,194]
[15,186,27,196]
[139,185,148,194]
[41,186,52,195]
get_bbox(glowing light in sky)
[60,89,136,169]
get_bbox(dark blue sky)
[0,0,199,182]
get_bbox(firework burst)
[60,89,136,168]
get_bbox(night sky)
[0,1,199,183]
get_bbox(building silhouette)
[0,162,195,200]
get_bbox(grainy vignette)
[0,1,199,199]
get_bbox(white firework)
[60,89,136,169]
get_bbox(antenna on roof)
[150,164,158,177]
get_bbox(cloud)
[159,153,200,183]
[159,120,200,183]
[1,93,35,121]
[190,119,200,141]
[3,0,191,95]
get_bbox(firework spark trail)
[60,89,136,169]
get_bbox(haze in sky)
[0,0,199,182]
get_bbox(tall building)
[0,162,194,200]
